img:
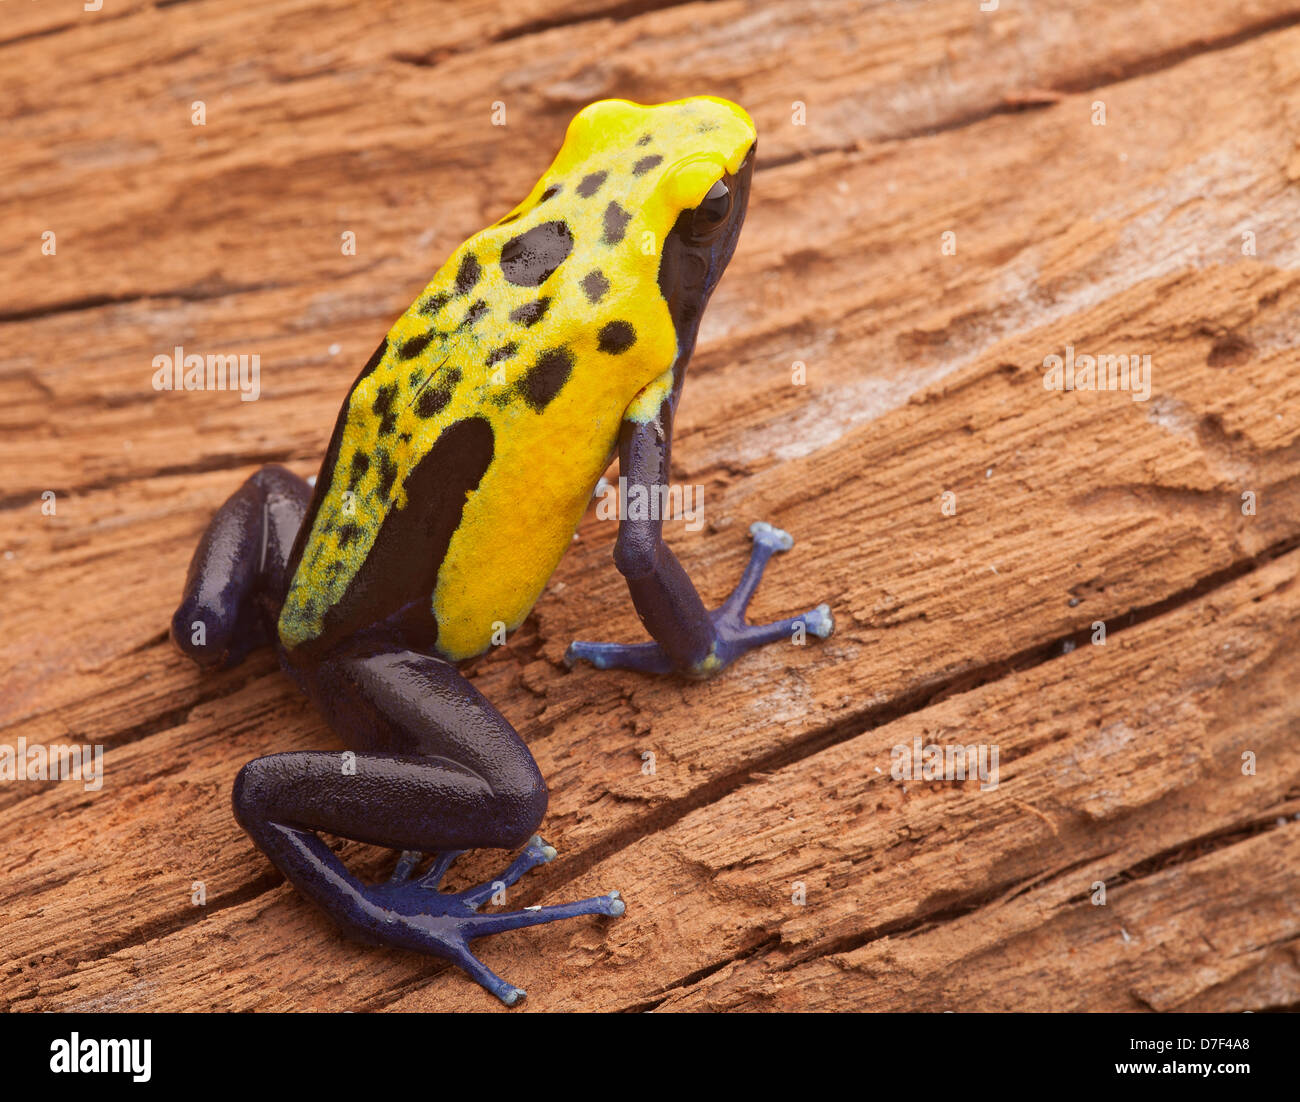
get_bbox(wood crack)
[762,8,1300,166]
[390,0,719,68]
[0,448,300,513]
[0,280,281,327]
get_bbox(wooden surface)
[3,0,1300,1012]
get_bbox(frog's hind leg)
[171,464,312,669]
[232,647,624,1006]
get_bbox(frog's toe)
[715,521,797,624]
[449,836,557,910]
[715,521,827,629]
[749,520,794,553]
[386,848,467,887]
[533,834,559,863]
[388,849,423,883]
[412,849,466,890]
[446,944,528,1007]
[709,604,835,669]
[802,603,835,639]
[441,888,624,1008]
[565,638,674,674]
[447,890,625,1006]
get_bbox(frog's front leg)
[566,393,833,678]
[231,645,624,1006]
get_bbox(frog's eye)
[690,180,732,240]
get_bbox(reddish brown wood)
[3,0,1299,1011]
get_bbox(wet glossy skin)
[170,97,833,1005]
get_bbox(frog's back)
[276,262,671,661]
[277,98,754,662]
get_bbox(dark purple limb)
[231,646,622,1005]
[173,469,625,1005]
[243,646,549,853]
[170,464,311,669]
[566,395,833,678]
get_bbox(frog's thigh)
[171,464,312,669]
[239,646,548,853]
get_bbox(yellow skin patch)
[278,97,756,661]
[624,367,675,423]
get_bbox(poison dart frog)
[171,96,834,1005]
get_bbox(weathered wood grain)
[16,535,1300,1011]
[2,0,1299,1011]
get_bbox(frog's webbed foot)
[371,835,624,1007]
[566,521,834,678]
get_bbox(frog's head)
[482,96,756,385]
[556,96,755,311]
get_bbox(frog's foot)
[370,835,624,1007]
[565,521,834,677]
